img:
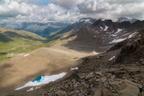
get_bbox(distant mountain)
[52,18,96,38]
[118,17,138,23]
[0,22,70,38]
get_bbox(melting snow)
[110,38,126,44]
[104,25,108,31]
[128,32,137,38]
[82,19,93,24]
[100,26,103,30]
[112,28,123,37]
[92,51,99,55]
[71,67,79,71]
[26,88,34,92]
[15,72,67,91]
[112,34,117,37]
[115,28,123,34]
[109,56,116,61]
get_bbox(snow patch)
[110,38,126,44]
[80,18,93,24]
[109,56,116,61]
[104,25,108,31]
[92,51,99,55]
[84,19,91,23]
[115,28,123,34]
[15,72,67,91]
[100,26,103,30]
[112,34,117,37]
[112,28,123,37]
[71,67,79,71]
[128,32,138,38]
[26,88,34,92]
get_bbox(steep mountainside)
[56,18,144,52]
[35,27,144,96]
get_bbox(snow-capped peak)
[79,18,95,24]
[104,25,108,31]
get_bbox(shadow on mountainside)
[0,33,12,42]
[62,27,111,53]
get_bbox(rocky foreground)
[41,30,144,96]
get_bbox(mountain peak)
[79,17,96,24]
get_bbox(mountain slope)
[0,22,69,37]
[55,18,144,52]
[0,28,45,62]
[36,28,144,96]
[0,29,92,96]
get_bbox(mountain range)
[0,22,69,38]
[53,17,144,52]
[0,17,144,96]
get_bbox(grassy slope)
[0,28,46,62]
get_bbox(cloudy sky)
[0,0,144,23]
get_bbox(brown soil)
[0,44,94,96]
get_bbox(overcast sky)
[0,0,144,23]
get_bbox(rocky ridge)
[43,29,144,96]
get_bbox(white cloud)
[0,0,144,23]
[0,1,34,18]
[76,0,144,20]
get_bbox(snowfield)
[109,38,126,44]
[15,72,67,91]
